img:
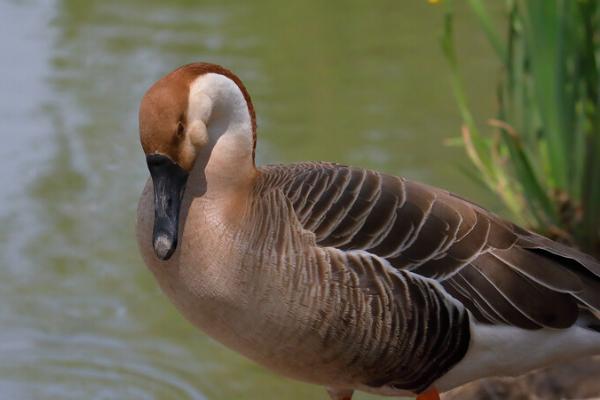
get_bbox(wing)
[259,162,600,330]
[318,247,471,393]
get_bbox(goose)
[136,62,600,400]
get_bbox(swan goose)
[136,63,600,400]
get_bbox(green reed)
[441,0,599,253]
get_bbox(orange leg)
[326,387,353,400]
[416,386,440,400]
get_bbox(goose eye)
[176,121,185,138]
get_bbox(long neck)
[187,73,257,198]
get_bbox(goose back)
[258,162,600,331]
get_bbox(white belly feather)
[436,322,600,391]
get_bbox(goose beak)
[146,153,189,260]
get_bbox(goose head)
[139,63,257,261]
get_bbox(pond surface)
[0,1,502,399]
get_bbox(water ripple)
[0,331,207,400]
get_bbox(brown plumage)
[262,162,599,329]
[136,63,600,400]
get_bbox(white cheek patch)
[186,89,212,148]
[187,91,212,123]
[186,73,254,163]
[188,73,253,135]
[188,120,209,147]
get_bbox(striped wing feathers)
[260,162,600,330]
[318,249,470,392]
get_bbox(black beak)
[146,154,189,260]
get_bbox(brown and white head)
[138,63,257,261]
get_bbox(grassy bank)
[441,0,600,255]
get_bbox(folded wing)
[263,162,600,330]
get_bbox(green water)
[0,1,502,399]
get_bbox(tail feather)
[576,307,600,332]
[514,228,600,315]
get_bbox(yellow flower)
[428,0,442,4]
